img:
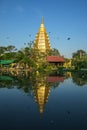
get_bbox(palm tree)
[72,49,87,60]
[72,49,87,70]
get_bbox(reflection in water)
[0,71,87,129]
[32,72,64,114]
[72,71,87,86]
[0,70,87,114]
[32,74,50,114]
[33,84,50,114]
[1,70,87,87]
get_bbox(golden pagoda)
[33,17,51,53]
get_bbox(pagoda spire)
[41,16,44,24]
[33,17,51,52]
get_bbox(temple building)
[33,17,51,53]
[46,56,65,66]
[33,17,65,67]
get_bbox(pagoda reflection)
[32,74,50,114]
[32,72,64,114]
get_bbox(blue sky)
[0,0,87,58]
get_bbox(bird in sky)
[29,34,31,37]
[67,37,71,40]
[6,37,10,39]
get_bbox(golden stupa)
[34,17,51,53]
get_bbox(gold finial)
[41,16,44,24]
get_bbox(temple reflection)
[32,72,64,114]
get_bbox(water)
[0,71,87,130]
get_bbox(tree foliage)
[72,49,87,70]
[72,49,87,60]
[49,48,60,56]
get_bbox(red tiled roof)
[46,56,65,62]
[46,76,64,82]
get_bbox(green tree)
[0,46,7,59]
[72,50,87,70]
[6,45,16,52]
[49,48,60,56]
[72,49,87,60]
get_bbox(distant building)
[46,56,65,66]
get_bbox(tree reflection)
[71,72,87,86]
[0,75,14,88]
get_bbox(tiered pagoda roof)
[33,17,51,53]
